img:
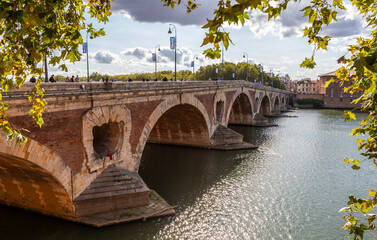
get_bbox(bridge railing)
[3,80,292,98]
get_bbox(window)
[330,88,333,98]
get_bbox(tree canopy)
[0,0,111,142]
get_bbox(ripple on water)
[0,110,376,240]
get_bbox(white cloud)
[92,50,122,64]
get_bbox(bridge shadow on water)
[0,124,276,240]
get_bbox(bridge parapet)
[6,80,291,97]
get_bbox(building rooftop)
[318,71,336,77]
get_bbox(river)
[1,109,376,239]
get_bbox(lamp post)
[86,32,94,82]
[243,52,248,81]
[192,54,198,81]
[270,70,273,87]
[221,44,224,80]
[168,24,177,81]
[155,45,160,80]
[44,56,48,82]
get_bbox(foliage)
[0,0,112,142]
[162,0,338,68]
[83,64,285,89]
[89,70,193,81]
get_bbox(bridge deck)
[4,80,290,98]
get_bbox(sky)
[49,0,367,81]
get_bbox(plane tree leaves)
[0,0,112,143]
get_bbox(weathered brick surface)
[229,93,253,125]
[195,94,215,124]
[126,101,163,154]
[0,81,294,222]
[224,90,237,119]
[0,153,74,218]
[9,109,87,173]
[148,104,210,147]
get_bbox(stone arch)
[81,105,132,172]
[226,91,253,125]
[259,95,271,116]
[214,92,226,125]
[0,135,74,218]
[133,95,211,171]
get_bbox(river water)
[1,109,376,239]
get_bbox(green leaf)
[344,110,356,121]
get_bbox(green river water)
[0,109,376,240]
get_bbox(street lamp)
[168,24,177,81]
[155,45,160,80]
[260,64,264,84]
[221,44,224,80]
[270,70,273,87]
[192,54,198,81]
[243,52,248,81]
[44,55,48,82]
[86,32,94,82]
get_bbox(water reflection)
[0,109,376,240]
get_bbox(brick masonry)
[0,81,292,220]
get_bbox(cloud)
[122,46,196,66]
[244,1,364,39]
[111,0,217,26]
[92,50,120,64]
[322,18,363,38]
[122,47,151,60]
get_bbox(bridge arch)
[226,90,254,125]
[0,135,74,218]
[259,95,271,116]
[134,95,211,171]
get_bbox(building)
[318,71,362,108]
[294,78,319,94]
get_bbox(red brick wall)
[9,109,87,173]
[148,104,210,147]
[322,76,362,108]
[126,101,163,153]
[0,153,74,218]
[224,90,236,120]
[228,93,253,125]
[195,94,215,124]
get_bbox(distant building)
[294,78,319,94]
[318,71,362,108]
[279,74,294,92]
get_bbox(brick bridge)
[0,80,294,226]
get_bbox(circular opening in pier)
[93,122,123,157]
